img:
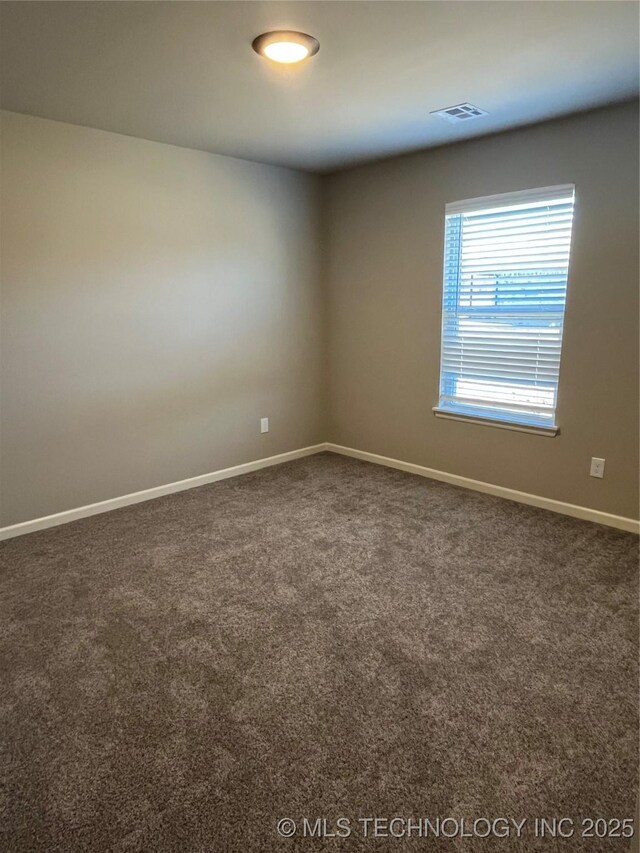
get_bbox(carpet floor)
[1,452,638,852]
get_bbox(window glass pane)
[438,186,575,428]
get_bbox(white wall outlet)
[590,457,605,479]
[260,417,269,434]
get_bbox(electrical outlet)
[590,457,605,479]
[260,417,269,434]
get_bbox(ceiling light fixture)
[252,31,319,64]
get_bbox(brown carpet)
[1,452,638,852]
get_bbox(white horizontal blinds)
[439,185,575,427]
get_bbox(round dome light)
[252,31,320,64]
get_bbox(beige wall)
[2,104,638,527]
[0,111,324,525]
[324,102,639,519]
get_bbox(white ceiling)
[1,1,638,172]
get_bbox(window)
[434,185,575,435]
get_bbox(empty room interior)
[1,1,639,851]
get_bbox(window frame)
[433,184,576,437]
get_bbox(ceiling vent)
[431,103,488,124]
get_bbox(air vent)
[431,103,488,124]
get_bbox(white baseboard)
[326,443,640,534]
[0,444,328,541]
[2,441,637,540]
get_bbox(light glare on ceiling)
[252,31,320,65]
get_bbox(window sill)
[432,407,559,437]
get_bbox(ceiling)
[1,1,638,172]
